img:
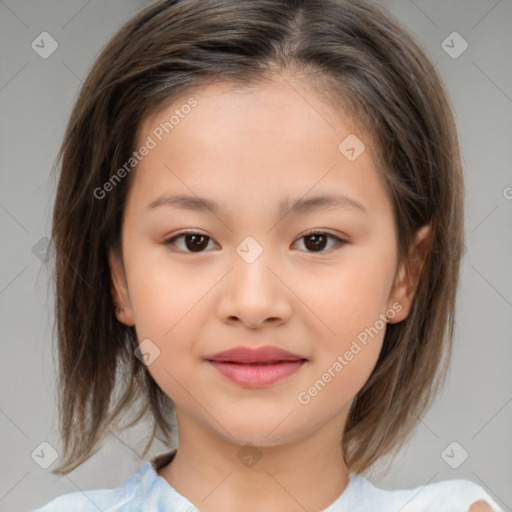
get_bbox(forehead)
[139,76,363,147]
[129,77,390,220]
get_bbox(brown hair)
[50,0,464,475]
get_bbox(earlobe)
[108,249,135,326]
[387,224,432,323]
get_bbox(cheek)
[126,261,211,405]
[295,252,394,340]
[298,314,386,414]
[294,250,394,399]
[299,341,383,416]
[125,250,213,337]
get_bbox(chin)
[216,418,307,449]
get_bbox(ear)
[387,224,432,324]
[108,249,135,326]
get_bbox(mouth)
[205,345,308,387]
[206,345,306,364]
[207,360,307,387]
[211,360,304,365]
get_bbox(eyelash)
[163,230,348,254]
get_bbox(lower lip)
[208,360,306,388]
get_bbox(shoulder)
[349,475,503,512]
[31,462,148,512]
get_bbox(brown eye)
[295,231,347,253]
[165,232,216,253]
[164,230,347,254]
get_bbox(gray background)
[0,0,511,511]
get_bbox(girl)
[34,0,502,510]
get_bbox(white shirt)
[33,449,503,512]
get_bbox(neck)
[158,409,350,512]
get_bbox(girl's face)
[110,75,429,448]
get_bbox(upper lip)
[206,345,306,364]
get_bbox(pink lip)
[207,345,305,363]
[206,345,307,388]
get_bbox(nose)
[215,245,293,329]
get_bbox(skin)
[109,73,489,512]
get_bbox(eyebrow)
[147,192,367,217]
